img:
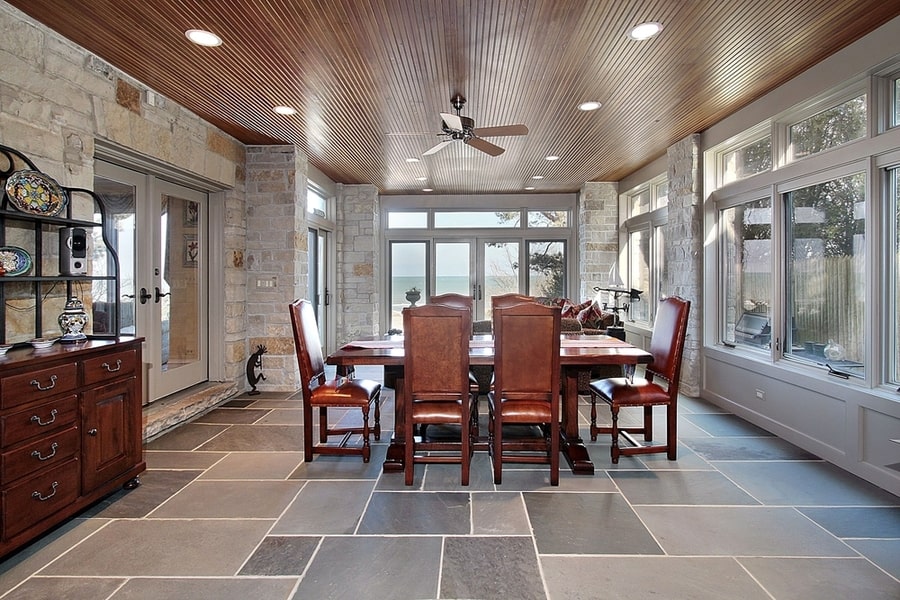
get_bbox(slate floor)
[1,366,899,600]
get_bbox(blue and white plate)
[0,246,32,276]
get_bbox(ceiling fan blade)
[466,137,505,156]
[423,140,453,156]
[472,124,529,137]
[440,112,464,132]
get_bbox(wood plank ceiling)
[8,0,900,195]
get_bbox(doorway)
[94,161,209,404]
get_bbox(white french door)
[94,161,208,404]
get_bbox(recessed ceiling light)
[422,188,433,192]
[546,155,560,161]
[416,176,427,181]
[629,22,663,40]
[578,101,602,111]
[532,175,544,180]
[185,29,223,47]
[273,105,297,115]
[525,186,535,191]
[406,157,420,163]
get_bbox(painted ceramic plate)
[29,338,57,350]
[4,170,67,216]
[0,246,32,276]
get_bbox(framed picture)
[183,200,199,227]
[183,234,198,267]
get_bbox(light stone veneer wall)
[244,146,308,391]
[335,183,380,345]
[578,182,619,302]
[666,134,702,397]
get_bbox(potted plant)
[405,286,421,306]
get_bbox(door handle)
[139,288,152,304]
[155,287,170,303]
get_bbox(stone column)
[666,135,702,397]
[578,182,619,300]
[244,145,308,391]
[335,183,380,345]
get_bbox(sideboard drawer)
[82,349,138,386]
[3,459,79,540]
[1,364,78,409]
[0,395,78,447]
[1,426,79,483]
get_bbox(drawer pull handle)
[30,409,58,426]
[31,442,59,461]
[30,375,58,392]
[32,481,59,502]
[101,359,122,372]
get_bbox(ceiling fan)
[422,95,528,157]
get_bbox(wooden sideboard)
[0,338,144,557]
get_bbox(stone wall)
[666,134,702,397]
[578,182,618,301]
[244,145,308,391]
[335,183,380,345]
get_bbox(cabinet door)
[81,377,138,492]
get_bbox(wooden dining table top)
[327,333,652,367]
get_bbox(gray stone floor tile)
[83,469,202,518]
[148,480,302,518]
[609,469,760,505]
[39,520,273,576]
[712,460,900,506]
[238,535,321,575]
[638,444,715,470]
[683,435,820,460]
[442,536,545,600]
[542,556,771,600]
[255,408,305,424]
[845,539,900,579]
[144,423,230,450]
[635,506,859,556]
[684,412,775,436]
[197,424,305,451]
[273,480,375,534]
[198,451,304,479]
[192,407,272,424]
[472,492,531,534]
[294,536,441,599]
[738,557,900,600]
[290,445,387,480]
[144,450,227,469]
[798,506,900,538]
[1,576,125,600]
[111,577,297,600]
[524,492,663,555]
[358,491,471,534]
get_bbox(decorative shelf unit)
[0,144,121,344]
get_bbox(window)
[894,76,900,128]
[435,211,519,228]
[527,240,566,298]
[721,136,772,185]
[388,211,427,228]
[890,166,900,384]
[629,188,651,218]
[307,185,327,217]
[720,198,772,349]
[627,228,651,322]
[527,210,568,227]
[784,172,866,377]
[389,241,426,330]
[620,176,668,325]
[789,94,867,160]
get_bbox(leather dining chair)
[489,300,561,486]
[589,295,691,463]
[491,293,536,310]
[289,299,382,463]
[430,293,481,435]
[403,303,475,486]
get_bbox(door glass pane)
[435,242,470,296]
[483,241,519,318]
[527,240,565,298]
[785,172,866,377]
[390,241,426,331]
[721,198,772,349]
[160,194,201,373]
[93,177,136,336]
[627,229,650,323]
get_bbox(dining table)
[326,333,652,475]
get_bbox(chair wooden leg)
[319,407,329,443]
[303,402,314,461]
[643,405,653,441]
[610,403,621,464]
[373,393,381,441]
[404,415,415,486]
[492,413,502,485]
[666,401,677,460]
[461,401,471,486]
[550,420,559,486]
[589,391,598,441]
[361,405,371,463]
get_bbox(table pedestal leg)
[382,366,405,472]
[560,367,594,475]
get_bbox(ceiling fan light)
[578,101,602,111]
[273,105,297,115]
[185,29,223,47]
[629,22,663,40]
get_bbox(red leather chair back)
[289,299,326,395]
[403,303,472,403]
[646,296,691,386]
